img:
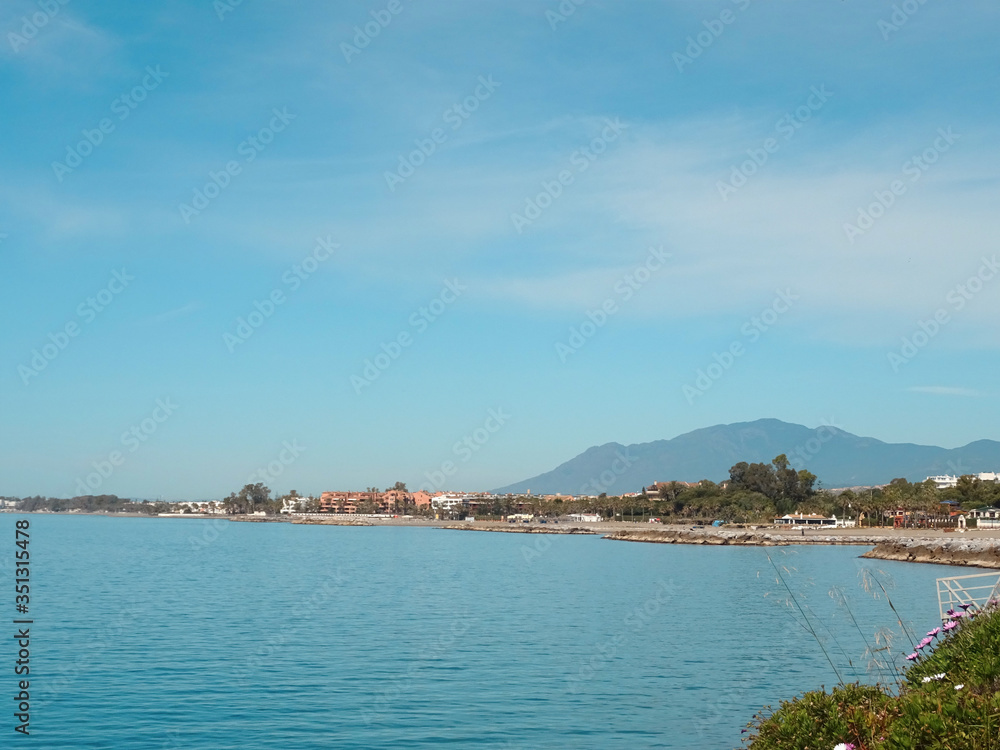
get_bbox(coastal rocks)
[604,528,1000,569]
[442,524,597,535]
[603,529,783,546]
[291,517,373,526]
[862,540,1000,569]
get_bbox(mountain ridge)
[493,419,1000,495]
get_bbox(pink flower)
[951,612,964,620]
[927,627,942,637]
[906,652,919,660]
[943,621,958,631]
[919,636,934,647]
[959,603,974,610]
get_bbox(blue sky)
[2,0,999,500]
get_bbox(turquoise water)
[1,515,960,749]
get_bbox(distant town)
[4,459,1000,530]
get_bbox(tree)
[223,483,272,514]
[729,462,749,487]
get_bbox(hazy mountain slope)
[493,419,1000,494]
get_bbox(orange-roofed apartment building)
[319,490,381,514]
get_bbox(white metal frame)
[936,572,1000,619]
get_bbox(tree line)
[7,462,999,524]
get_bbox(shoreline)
[443,522,1000,569]
[10,511,1000,569]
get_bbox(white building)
[568,513,602,522]
[281,496,313,513]
[969,507,1000,528]
[431,494,468,510]
[774,513,854,527]
[927,475,959,489]
[926,473,1000,489]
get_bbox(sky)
[1,0,999,500]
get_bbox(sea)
[0,514,960,749]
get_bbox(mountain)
[493,419,1000,495]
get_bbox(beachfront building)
[773,512,838,527]
[410,490,433,509]
[280,496,313,514]
[319,491,370,514]
[568,513,602,522]
[431,494,468,510]
[970,507,1000,529]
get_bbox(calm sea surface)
[0,515,961,749]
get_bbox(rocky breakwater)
[604,528,788,546]
[603,528,884,547]
[442,523,597,535]
[862,538,1000,569]
[291,517,374,526]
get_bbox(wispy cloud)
[907,386,981,397]
[144,301,202,325]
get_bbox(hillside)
[493,419,1000,495]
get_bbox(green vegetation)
[7,460,998,523]
[8,494,171,514]
[746,603,1000,750]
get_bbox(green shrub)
[746,604,1000,750]
[746,683,896,749]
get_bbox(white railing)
[936,572,1000,619]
